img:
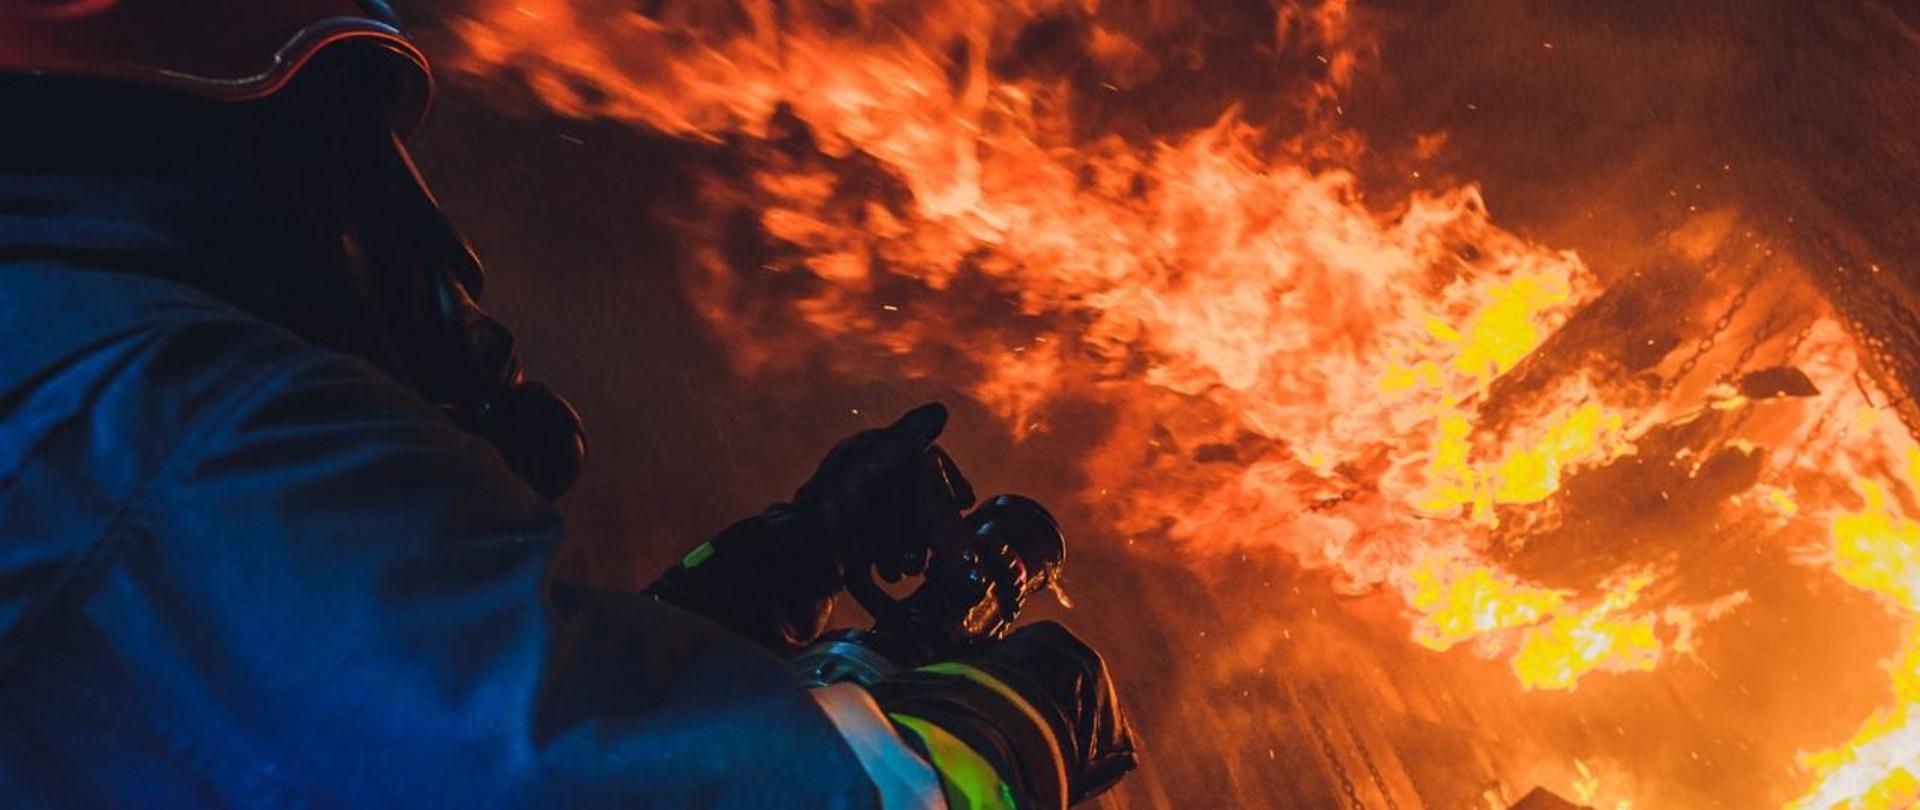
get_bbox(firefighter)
[0,2,1134,808]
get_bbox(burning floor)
[412,1,1920,807]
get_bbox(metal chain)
[1817,396,1862,465]
[1664,261,1768,395]
[1339,712,1404,810]
[1301,688,1367,810]
[1701,307,1794,453]
[1864,265,1920,362]
[1716,307,1787,388]
[1804,225,1920,450]
[1307,488,1361,513]
[1781,318,1818,364]
[1859,267,1920,419]
[1775,398,1840,479]
[1743,316,1825,482]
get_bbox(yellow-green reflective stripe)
[890,713,1019,810]
[680,541,716,569]
[916,662,1069,808]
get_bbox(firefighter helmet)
[0,0,431,135]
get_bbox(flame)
[445,2,1920,806]
[1509,574,1661,692]
[1409,559,1668,693]
[1787,472,1920,810]
[1574,759,1601,802]
[1409,556,1564,651]
[1574,759,1636,810]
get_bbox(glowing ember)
[1573,759,1635,810]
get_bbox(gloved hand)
[869,621,1138,809]
[646,403,976,654]
[794,401,976,585]
[642,503,840,654]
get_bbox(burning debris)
[435,1,1920,806]
[1511,787,1596,810]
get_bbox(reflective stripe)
[811,683,946,810]
[916,661,1069,808]
[890,713,1019,810]
[679,541,716,568]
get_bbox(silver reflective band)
[811,683,946,810]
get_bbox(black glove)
[646,403,976,654]
[794,402,976,585]
[869,621,1138,809]
[643,504,840,654]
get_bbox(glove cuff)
[644,504,841,655]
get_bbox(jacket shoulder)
[0,262,292,398]
[0,263,326,655]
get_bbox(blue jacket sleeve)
[0,297,881,809]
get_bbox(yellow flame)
[1411,559,1667,692]
[1449,271,1573,381]
[1574,759,1601,804]
[1495,403,1629,506]
[1410,556,1565,651]
[1390,269,1627,528]
[1788,477,1920,809]
[1759,484,1803,518]
[1410,398,1628,520]
[1511,575,1662,691]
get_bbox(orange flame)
[446,3,1920,805]
[1788,469,1920,809]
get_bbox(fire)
[1788,472,1920,809]
[1831,478,1920,609]
[1573,759,1635,810]
[443,1,1920,806]
[1383,266,1626,521]
[1408,559,1666,692]
[1508,574,1661,692]
[1409,556,1563,651]
[1790,629,1920,810]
